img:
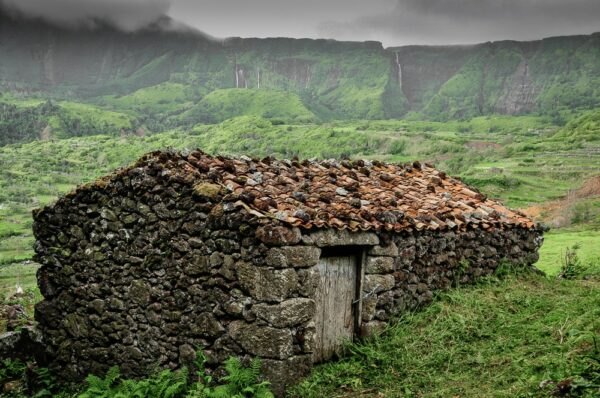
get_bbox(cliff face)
[1,12,600,121]
[391,34,600,119]
[0,14,399,120]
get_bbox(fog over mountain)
[0,0,171,31]
[1,0,599,46]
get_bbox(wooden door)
[313,255,358,363]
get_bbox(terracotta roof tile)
[107,150,536,232]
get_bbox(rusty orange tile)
[135,150,537,233]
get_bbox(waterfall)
[235,67,247,88]
[395,52,402,88]
[235,63,239,88]
[242,69,247,88]
[257,67,261,89]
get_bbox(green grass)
[0,112,597,396]
[290,273,600,398]
[0,262,40,332]
[0,263,40,300]
[552,108,600,143]
[1,231,598,397]
[537,228,600,276]
[0,99,137,145]
[56,101,133,134]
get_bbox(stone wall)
[32,158,322,395]
[32,158,543,396]
[359,228,542,335]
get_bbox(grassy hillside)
[553,108,600,142]
[1,113,599,268]
[0,98,135,145]
[0,115,598,397]
[1,13,600,398]
[179,89,317,124]
[96,82,200,115]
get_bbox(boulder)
[253,298,316,328]
[265,246,321,268]
[228,321,293,359]
[237,263,298,302]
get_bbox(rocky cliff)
[2,11,600,122]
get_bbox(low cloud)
[0,0,172,31]
[1,0,598,44]
[319,0,600,46]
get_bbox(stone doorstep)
[261,355,312,397]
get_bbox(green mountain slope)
[0,12,400,124]
[1,12,600,139]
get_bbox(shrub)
[558,243,587,280]
[388,139,407,155]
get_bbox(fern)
[159,368,188,398]
[31,367,56,398]
[206,357,274,398]
[80,365,122,398]
[76,354,273,398]
[222,357,258,389]
[0,358,27,385]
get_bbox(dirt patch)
[522,175,600,227]
[574,176,600,199]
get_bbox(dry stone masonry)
[32,150,543,395]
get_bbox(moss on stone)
[193,182,223,200]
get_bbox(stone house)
[32,150,543,395]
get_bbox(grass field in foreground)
[291,273,600,398]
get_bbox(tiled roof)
[133,150,536,232]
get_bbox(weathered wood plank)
[313,255,357,363]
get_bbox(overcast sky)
[2,0,600,46]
